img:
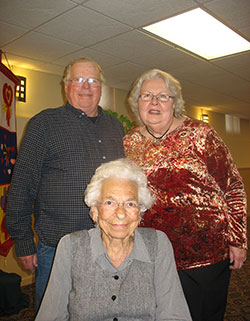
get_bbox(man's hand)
[229,246,247,270]
[18,254,37,273]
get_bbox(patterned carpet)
[0,219,249,321]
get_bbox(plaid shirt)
[6,102,125,257]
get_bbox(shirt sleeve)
[204,127,247,249]
[154,230,192,321]
[6,114,47,257]
[35,234,72,321]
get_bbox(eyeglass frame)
[69,77,101,88]
[139,92,174,102]
[97,199,140,213]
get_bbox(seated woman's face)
[92,178,140,241]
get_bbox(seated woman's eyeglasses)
[140,92,174,102]
[98,199,139,213]
[70,77,100,88]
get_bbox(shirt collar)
[89,227,152,265]
[66,101,103,118]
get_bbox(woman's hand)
[229,246,247,269]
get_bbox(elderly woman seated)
[35,158,191,321]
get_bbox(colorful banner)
[0,62,19,256]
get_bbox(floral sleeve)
[203,128,247,249]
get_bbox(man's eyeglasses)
[139,92,174,102]
[98,199,139,214]
[70,77,100,88]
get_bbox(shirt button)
[113,318,118,321]
[102,156,106,160]
[111,295,116,301]
[98,139,102,143]
[113,275,119,280]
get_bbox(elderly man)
[6,57,125,309]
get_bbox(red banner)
[0,62,19,256]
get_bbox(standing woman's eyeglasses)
[139,92,174,102]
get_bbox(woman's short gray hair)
[128,69,185,124]
[84,158,155,215]
[62,56,104,85]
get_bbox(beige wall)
[13,66,64,119]
[185,106,250,169]
[113,88,137,123]
[2,67,249,284]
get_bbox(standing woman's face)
[138,78,175,129]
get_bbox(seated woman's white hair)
[84,158,155,214]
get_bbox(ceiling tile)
[91,30,174,60]
[0,0,75,29]
[2,32,82,62]
[239,26,250,39]
[53,48,126,68]
[202,74,250,102]
[128,46,201,71]
[213,52,250,81]
[83,0,196,27]
[36,6,132,46]
[171,61,225,83]
[182,80,242,113]
[0,22,28,47]
[103,62,148,84]
[204,0,250,30]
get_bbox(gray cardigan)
[35,228,192,321]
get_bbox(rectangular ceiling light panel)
[143,8,250,60]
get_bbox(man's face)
[64,61,102,117]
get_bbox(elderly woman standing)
[123,69,247,321]
[35,158,191,321]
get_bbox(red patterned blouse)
[124,117,247,270]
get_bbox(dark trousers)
[178,259,231,321]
